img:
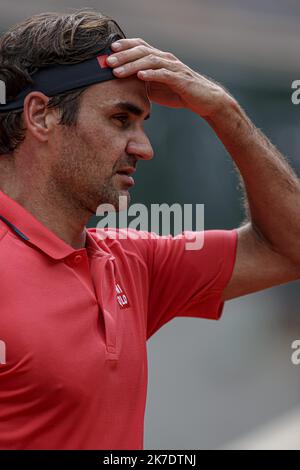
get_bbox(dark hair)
[0,9,126,155]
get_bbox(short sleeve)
[147,229,237,339]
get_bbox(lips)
[115,167,136,187]
[116,167,136,176]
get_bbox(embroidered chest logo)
[0,340,6,365]
[115,282,130,309]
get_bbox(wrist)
[205,92,240,124]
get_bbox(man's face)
[49,77,153,214]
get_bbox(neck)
[0,157,90,250]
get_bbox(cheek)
[76,111,110,148]
[77,122,121,161]
[73,113,128,170]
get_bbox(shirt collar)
[0,189,107,260]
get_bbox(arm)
[107,38,300,299]
[206,97,300,300]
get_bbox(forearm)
[104,37,300,263]
[205,96,300,263]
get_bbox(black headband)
[0,45,117,113]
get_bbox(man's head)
[0,10,153,213]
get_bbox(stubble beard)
[96,175,130,213]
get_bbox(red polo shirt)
[0,190,237,449]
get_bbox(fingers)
[111,38,151,51]
[109,55,179,78]
[108,45,170,67]
[107,38,179,78]
[110,38,175,60]
[137,68,177,83]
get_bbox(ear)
[23,92,59,143]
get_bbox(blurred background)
[1,0,300,449]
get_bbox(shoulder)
[87,227,158,261]
[87,227,237,260]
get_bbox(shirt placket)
[90,254,120,361]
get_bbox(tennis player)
[0,10,299,449]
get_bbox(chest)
[0,255,148,401]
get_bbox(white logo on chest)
[0,340,6,364]
[115,283,130,309]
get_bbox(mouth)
[115,167,136,187]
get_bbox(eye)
[113,114,130,127]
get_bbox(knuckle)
[139,45,149,54]
[135,37,146,45]
[165,52,176,60]
[149,54,159,64]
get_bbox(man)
[0,10,299,450]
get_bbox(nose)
[126,131,154,161]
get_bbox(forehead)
[83,77,151,115]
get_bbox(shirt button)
[73,254,83,265]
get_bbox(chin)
[96,191,130,213]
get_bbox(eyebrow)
[113,101,151,120]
